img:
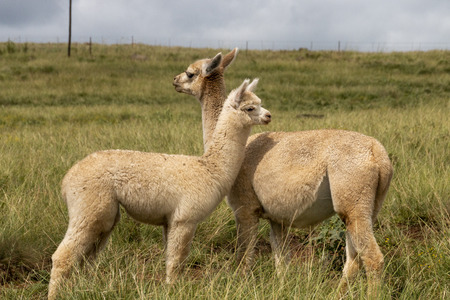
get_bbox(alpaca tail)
[372,141,393,223]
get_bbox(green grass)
[0,42,449,299]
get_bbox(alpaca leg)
[329,162,383,297]
[337,231,362,296]
[162,223,169,249]
[165,221,197,284]
[342,216,384,299]
[234,208,259,272]
[85,210,121,263]
[49,224,105,300]
[49,233,83,300]
[228,172,262,272]
[269,220,290,276]
[49,201,119,299]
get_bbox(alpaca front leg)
[269,220,291,276]
[234,210,259,272]
[165,222,197,284]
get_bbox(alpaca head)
[173,48,238,99]
[224,79,272,127]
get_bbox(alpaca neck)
[198,72,226,152]
[202,109,251,192]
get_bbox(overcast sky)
[0,0,449,51]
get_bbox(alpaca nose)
[266,113,272,119]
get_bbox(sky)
[0,0,449,51]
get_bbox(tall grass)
[0,42,448,299]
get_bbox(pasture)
[0,42,449,299]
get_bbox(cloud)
[0,0,64,27]
[0,0,449,50]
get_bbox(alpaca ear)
[221,48,238,71]
[246,78,259,92]
[231,79,250,109]
[203,52,222,76]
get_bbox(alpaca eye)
[185,71,194,78]
[246,107,255,112]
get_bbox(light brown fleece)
[48,78,271,300]
[174,48,238,152]
[173,49,393,297]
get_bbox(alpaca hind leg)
[49,224,107,299]
[337,231,362,296]
[162,223,169,249]
[165,221,198,283]
[269,220,291,276]
[49,202,119,299]
[85,210,121,263]
[329,162,382,297]
[49,233,83,300]
[343,216,384,299]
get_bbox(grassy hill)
[0,42,449,299]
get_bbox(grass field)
[0,42,449,299]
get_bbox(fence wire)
[4,35,450,52]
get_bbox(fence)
[4,35,450,52]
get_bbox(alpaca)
[174,48,238,152]
[48,78,271,299]
[173,50,393,296]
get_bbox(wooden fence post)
[68,0,72,57]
